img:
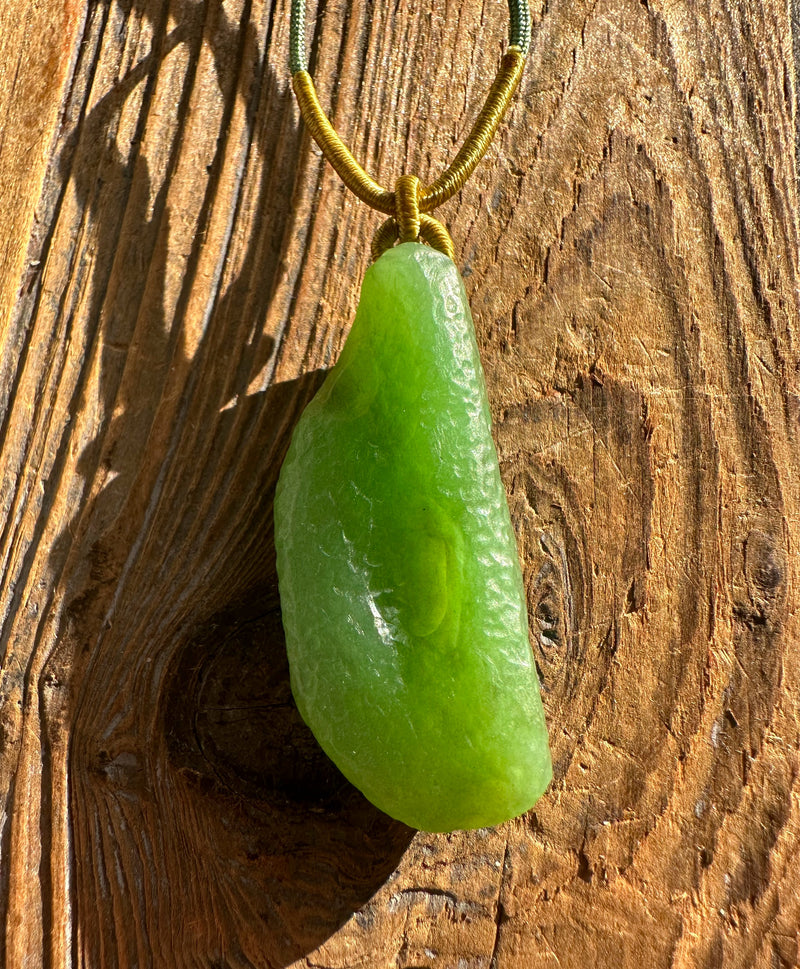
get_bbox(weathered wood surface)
[1,0,799,965]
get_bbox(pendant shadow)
[12,0,414,964]
[159,369,415,966]
[163,383,415,957]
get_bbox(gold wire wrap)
[371,175,456,259]
[292,71,394,214]
[293,46,526,259]
[372,213,456,262]
[419,49,525,211]
[418,215,456,261]
[371,219,401,261]
[395,175,421,241]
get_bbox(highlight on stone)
[274,242,552,832]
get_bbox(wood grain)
[0,0,799,966]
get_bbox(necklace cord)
[290,0,531,74]
[290,0,531,258]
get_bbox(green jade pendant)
[275,242,552,831]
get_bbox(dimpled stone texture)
[274,243,552,831]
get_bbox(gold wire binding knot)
[371,215,456,262]
[292,45,526,262]
[395,175,421,242]
[371,176,457,262]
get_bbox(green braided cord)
[509,0,531,56]
[290,0,307,76]
[290,0,531,74]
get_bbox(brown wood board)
[0,0,799,966]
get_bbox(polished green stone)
[274,242,552,831]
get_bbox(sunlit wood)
[1,0,798,966]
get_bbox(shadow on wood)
[0,1,414,963]
[164,562,414,966]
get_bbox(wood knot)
[744,529,785,594]
[736,528,788,627]
[528,530,580,697]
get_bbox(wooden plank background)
[0,0,799,966]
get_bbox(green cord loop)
[290,0,307,77]
[290,0,532,74]
[509,0,531,57]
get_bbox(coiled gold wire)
[291,5,528,260]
